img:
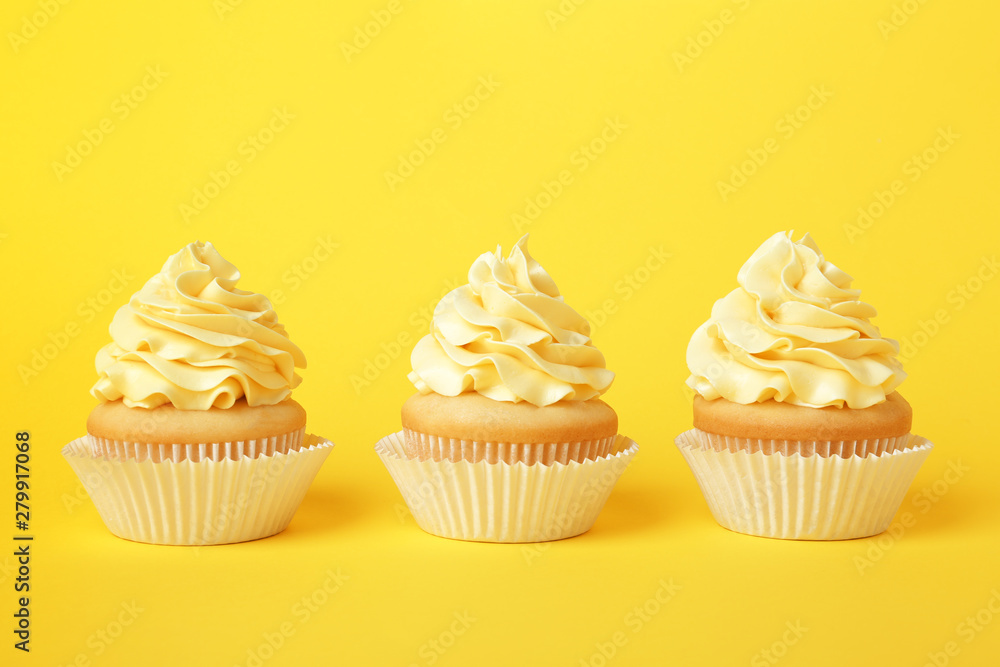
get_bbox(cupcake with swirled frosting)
[87,241,309,456]
[403,234,617,465]
[675,231,932,540]
[63,242,334,545]
[376,235,638,543]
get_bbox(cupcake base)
[376,431,638,543]
[89,427,306,462]
[675,429,933,540]
[402,428,615,465]
[62,433,334,545]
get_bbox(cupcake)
[377,235,638,543]
[62,241,334,545]
[676,231,932,540]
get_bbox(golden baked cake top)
[91,241,306,410]
[408,234,613,407]
[686,231,905,409]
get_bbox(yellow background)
[2,1,999,665]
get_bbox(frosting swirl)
[408,235,614,407]
[92,241,306,410]
[686,231,905,409]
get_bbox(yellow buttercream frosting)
[408,235,613,407]
[686,231,905,409]
[91,241,306,409]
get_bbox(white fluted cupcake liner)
[402,428,616,465]
[692,431,910,458]
[675,429,933,540]
[377,431,638,543]
[90,427,306,462]
[62,434,334,545]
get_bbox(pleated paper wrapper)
[61,433,334,545]
[675,429,933,540]
[376,431,638,543]
[89,427,306,462]
[402,428,616,464]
